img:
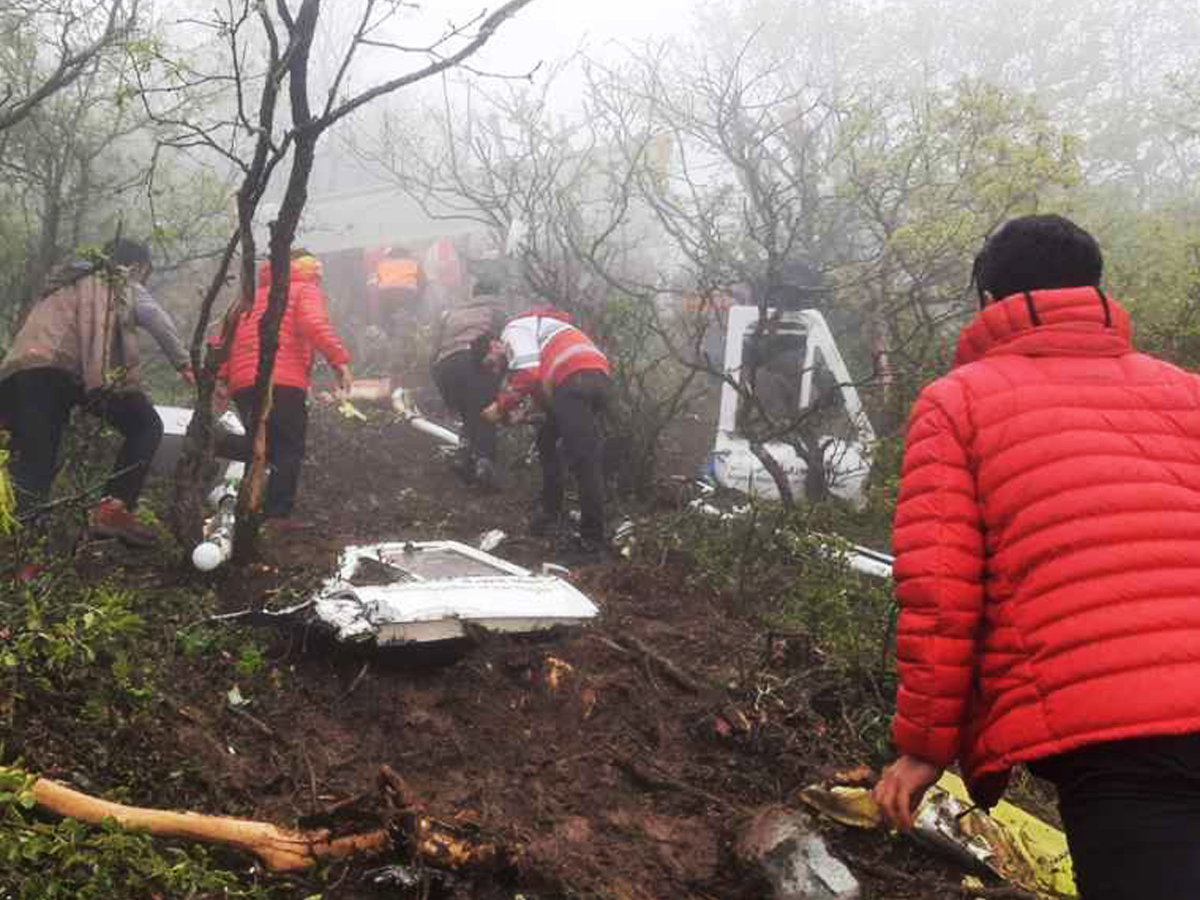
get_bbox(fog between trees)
[4,0,1200,520]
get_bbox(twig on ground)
[228,704,276,739]
[611,754,744,815]
[592,632,708,694]
[339,661,370,701]
[300,741,318,812]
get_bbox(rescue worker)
[430,279,507,488]
[0,237,192,546]
[367,246,426,335]
[481,308,610,555]
[220,249,352,524]
[874,214,1200,899]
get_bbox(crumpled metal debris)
[798,771,1075,898]
[364,864,424,887]
[478,529,506,552]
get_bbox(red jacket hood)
[256,256,324,288]
[953,286,1133,368]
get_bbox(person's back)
[0,238,178,545]
[1,259,142,393]
[894,283,1200,774]
[221,251,351,522]
[225,254,349,393]
[876,213,1200,900]
[432,289,507,368]
[429,281,509,488]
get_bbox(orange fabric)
[223,258,350,392]
[376,258,421,290]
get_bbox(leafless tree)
[0,1,138,135]
[356,58,706,492]
[131,0,538,563]
[593,32,1081,504]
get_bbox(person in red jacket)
[481,308,610,554]
[221,250,352,522]
[874,214,1200,899]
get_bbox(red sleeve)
[890,379,985,767]
[293,283,351,367]
[494,368,539,414]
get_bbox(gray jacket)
[431,294,508,367]
[131,282,190,371]
[0,264,189,392]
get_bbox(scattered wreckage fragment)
[153,405,247,571]
[161,382,464,572]
[304,540,600,646]
[204,540,600,648]
[683,480,894,579]
[799,770,1076,898]
[711,306,876,505]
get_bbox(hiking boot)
[88,497,158,548]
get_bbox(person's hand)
[873,754,943,831]
[179,366,196,386]
[481,402,503,424]
[335,364,354,396]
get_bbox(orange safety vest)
[376,258,421,290]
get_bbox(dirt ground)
[8,379,981,900]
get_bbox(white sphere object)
[192,542,223,571]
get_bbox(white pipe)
[193,462,244,571]
[391,387,461,447]
[409,416,460,447]
[192,497,235,571]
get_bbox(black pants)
[0,367,162,510]
[232,385,308,518]
[537,370,609,542]
[1028,732,1200,900]
[431,350,501,462]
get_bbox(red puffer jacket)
[892,286,1200,806]
[224,257,351,393]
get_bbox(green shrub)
[2,584,145,694]
[0,765,274,900]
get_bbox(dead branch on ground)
[31,776,389,871]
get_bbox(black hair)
[473,278,501,297]
[470,331,500,366]
[103,237,152,269]
[972,214,1102,308]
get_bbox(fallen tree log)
[32,776,390,872]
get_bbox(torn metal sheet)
[799,771,1075,898]
[311,541,600,646]
[686,497,894,579]
[153,404,245,477]
[713,306,876,506]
